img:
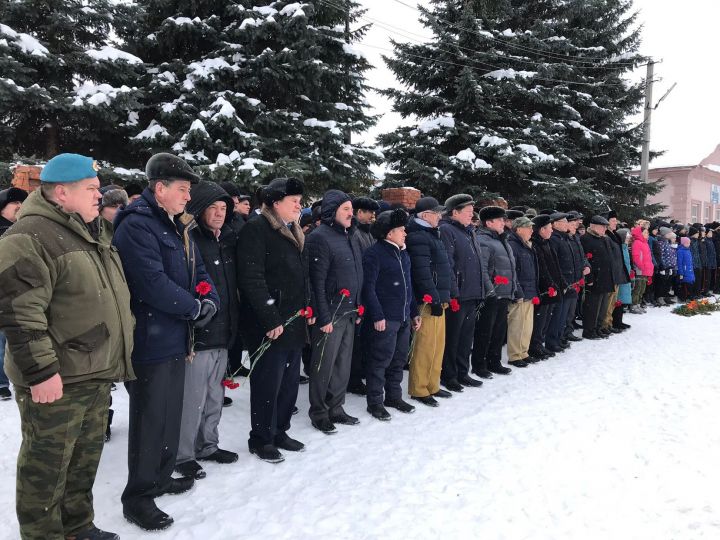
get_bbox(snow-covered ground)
[2,306,720,539]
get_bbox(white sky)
[357,0,720,168]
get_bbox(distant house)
[636,144,720,224]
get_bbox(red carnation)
[422,294,433,304]
[222,378,239,390]
[449,298,460,312]
[339,288,350,298]
[531,297,540,305]
[494,275,509,286]
[647,276,653,285]
[629,271,636,279]
[578,278,585,287]
[615,300,622,308]
[195,280,212,296]
[573,284,581,293]
[585,252,593,260]
[357,305,365,317]
[548,287,557,297]
[299,306,314,319]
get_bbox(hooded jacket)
[306,190,364,327]
[631,226,654,277]
[677,244,695,284]
[186,181,239,351]
[113,188,218,364]
[0,190,135,387]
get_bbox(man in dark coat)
[546,213,577,352]
[580,216,615,340]
[472,206,519,376]
[361,209,420,420]
[175,181,239,480]
[439,194,488,391]
[237,177,311,463]
[604,211,631,330]
[306,189,364,434]
[347,196,381,395]
[220,181,250,235]
[564,212,590,340]
[406,197,453,407]
[114,153,219,531]
[529,215,566,359]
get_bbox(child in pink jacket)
[630,226,654,312]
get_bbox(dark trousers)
[654,273,671,299]
[365,319,410,406]
[546,293,572,347]
[677,281,692,301]
[16,382,110,540]
[308,315,355,422]
[563,290,579,337]
[530,303,554,352]
[122,358,185,505]
[582,291,610,334]
[693,268,703,297]
[442,299,477,384]
[612,305,625,328]
[249,346,301,448]
[348,318,368,388]
[710,269,718,293]
[471,297,510,372]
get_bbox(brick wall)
[381,187,422,209]
[12,165,42,192]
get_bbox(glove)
[679,275,684,281]
[194,299,218,329]
[430,303,444,317]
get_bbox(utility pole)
[639,61,654,186]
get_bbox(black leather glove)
[430,303,444,317]
[194,299,218,329]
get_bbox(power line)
[386,0,644,68]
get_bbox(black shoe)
[528,349,547,360]
[566,334,582,342]
[459,374,483,387]
[582,331,602,340]
[223,396,232,408]
[123,500,173,531]
[299,374,309,385]
[524,355,541,363]
[0,387,12,400]
[174,460,206,480]
[292,406,298,415]
[311,418,337,434]
[249,444,285,463]
[68,525,120,540]
[442,379,464,392]
[274,435,305,452]
[411,395,439,407]
[198,448,239,464]
[488,365,512,375]
[347,381,367,396]
[330,411,360,425]
[159,476,194,496]
[620,322,631,329]
[559,341,571,349]
[508,360,528,368]
[545,345,564,353]
[384,398,416,414]
[368,404,392,421]
[541,348,556,357]
[472,369,494,379]
[609,326,623,333]
[432,389,452,399]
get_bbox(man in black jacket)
[406,197,452,407]
[603,211,630,332]
[546,213,576,352]
[347,196,381,396]
[237,177,310,463]
[580,216,615,339]
[439,194,488,391]
[306,190,364,434]
[175,181,239,480]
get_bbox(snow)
[188,119,208,134]
[86,46,143,64]
[479,134,509,147]
[411,115,455,136]
[484,69,536,80]
[342,43,366,59]
[453,149,492,170]
[704,164,720,174]
[253,6,278,16]
[132,121,169,140]
[279,3,306,17]
[165,16,202,26]
[303,118,342,136]
[501,28,517,37]
[73,82,131,107]
[0,23,49,56]
[517,143,557,162]
[2,308,720,538]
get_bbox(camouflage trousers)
[15,382,111,540]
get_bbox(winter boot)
[66,525,120,540]
[629,305,643,314]
[384,398,416,414]
[367,404,391,421]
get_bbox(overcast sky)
[358,0,720,168]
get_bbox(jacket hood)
[321,189,352,226]
[186,181,234,226]
[631,226,647,244]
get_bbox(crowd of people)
[1,152,719,539]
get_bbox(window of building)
[716,207,720,221]
[691,203,700,223]
[705,204,712,222]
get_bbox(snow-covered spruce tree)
[0,1,144,163]
[121,0,380,196]
[379,0,661,217]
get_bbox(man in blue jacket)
[306,190,364,434]
[113,153,219,532]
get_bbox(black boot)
[174,460,206,480]
[198,448,239,464]
[367,404,392,421]
[459,374,483,387]
[68,525,120,540]
[311,418,337,434]
[159,476,194,496]
[274,435,305,452]
[411,395,439,407]
[508,359,528,368]
[432,389,452,398]
[249,444,285,463]
[330,411,360,425]
[384,398,416,414]
[442,379,464,392]
[488,364,512,375]
[123,499,174,531]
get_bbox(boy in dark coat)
[175,181,239,480]
[237,177,311,463]
[306,190,364,434]
[114,153,219,531]
[361,209,421,420]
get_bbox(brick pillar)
[12,165,42,192]
[381,187,422,209]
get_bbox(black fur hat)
[145,153,200,184]
[479,205,507,223]
[263,177,304,206]
[505,209,524,220]
[532,214,552,229]
[352,196,380,213]
[371,208,409,240]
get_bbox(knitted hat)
[680,236,691,247]
[658,226,672,238]
[512,216,533,230]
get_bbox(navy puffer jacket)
[507,232,538,300]
[405,217,453,303]
[439,218,490,301]
[362,241,418,323]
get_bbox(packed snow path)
[2,307,720,539]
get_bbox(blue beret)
[40,153,99,183]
